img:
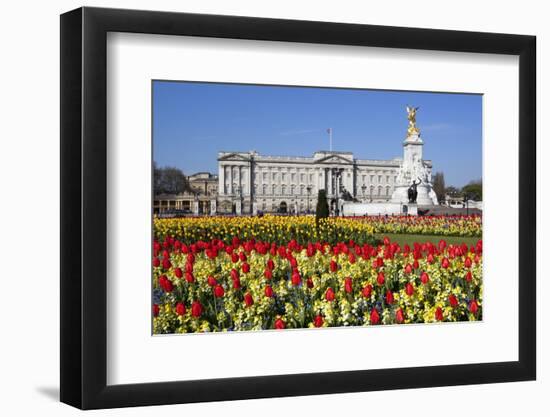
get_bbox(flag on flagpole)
[327,128,333,151]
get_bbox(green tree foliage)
[153,162,192,196]
[315,189,329,226]
[444,186,461,197]
[432,171,446,204]
[462,180,482,201]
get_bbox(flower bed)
[154,215,378,246]
[152,232,482,334]
[355,214,482,237]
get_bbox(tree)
[444,186,461,197]
[315,189,329,226]
[432,171,446,204]
[153,163,192,195]
[462,179,482,201]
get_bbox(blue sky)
[153,81,482,188]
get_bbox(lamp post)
[306,185,312,214]
[331,167,344,216]
[361,184,367,203]
[463,193,469,216]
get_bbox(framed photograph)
[60,6,536,409]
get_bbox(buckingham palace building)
[216,150,433,215]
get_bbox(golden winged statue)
[406,105,420,136]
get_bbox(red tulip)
[413,259,419,269]
[427,253,435,264]
[405,282,414,296]
[464,256,472,268]
[207,276,217,286]
[441,258,450,269]
[264,268,273,279]
[275,318,285,330]
[264,285,273,298]
[232,277,241,289]
[469,300,479,314]
[395,308,404,324]
[152,304,160,317]
[449,294,458,308]
[242,262,250,273]
[383,236,390,246]
[435,307,443,321]
[231,268,239,281]
[404,263,413,274]
[314,315,324,328]
[176,302,186,316]
[291,271,301,286]
[377,271,385,285]
[153,257,160,267]
[306,278,314,288]
[325,287,335,302]
[267,259,275,270]
[362,284,373,298]
[239,252,247,262]
[385,290,394,305]
[231,253,239,263]
[465,271,473,282]
[214,285,225,298]
[174,267,183,278]
[420,271,429,285]
[159,275,173,293]
[191,301,203,318]
[185,272,194,283]
[244,292,254,307]
[344,277,353,293]
[162,258,171,270]
[330,259,338,272]
[370,309,380,325]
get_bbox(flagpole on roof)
[328,128,333,152]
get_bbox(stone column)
[228,165,233,195]
[210,199,217,215]
[218,164,225,195]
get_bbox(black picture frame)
[60,6,536,410]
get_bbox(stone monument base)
[391,184,438,206]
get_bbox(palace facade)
[216,150,433,214]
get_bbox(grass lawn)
[375,233,481,248]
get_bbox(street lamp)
[306,185,312,214]
[463,193,469,216]
[331,167,344,216]
[234,185,242,215]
